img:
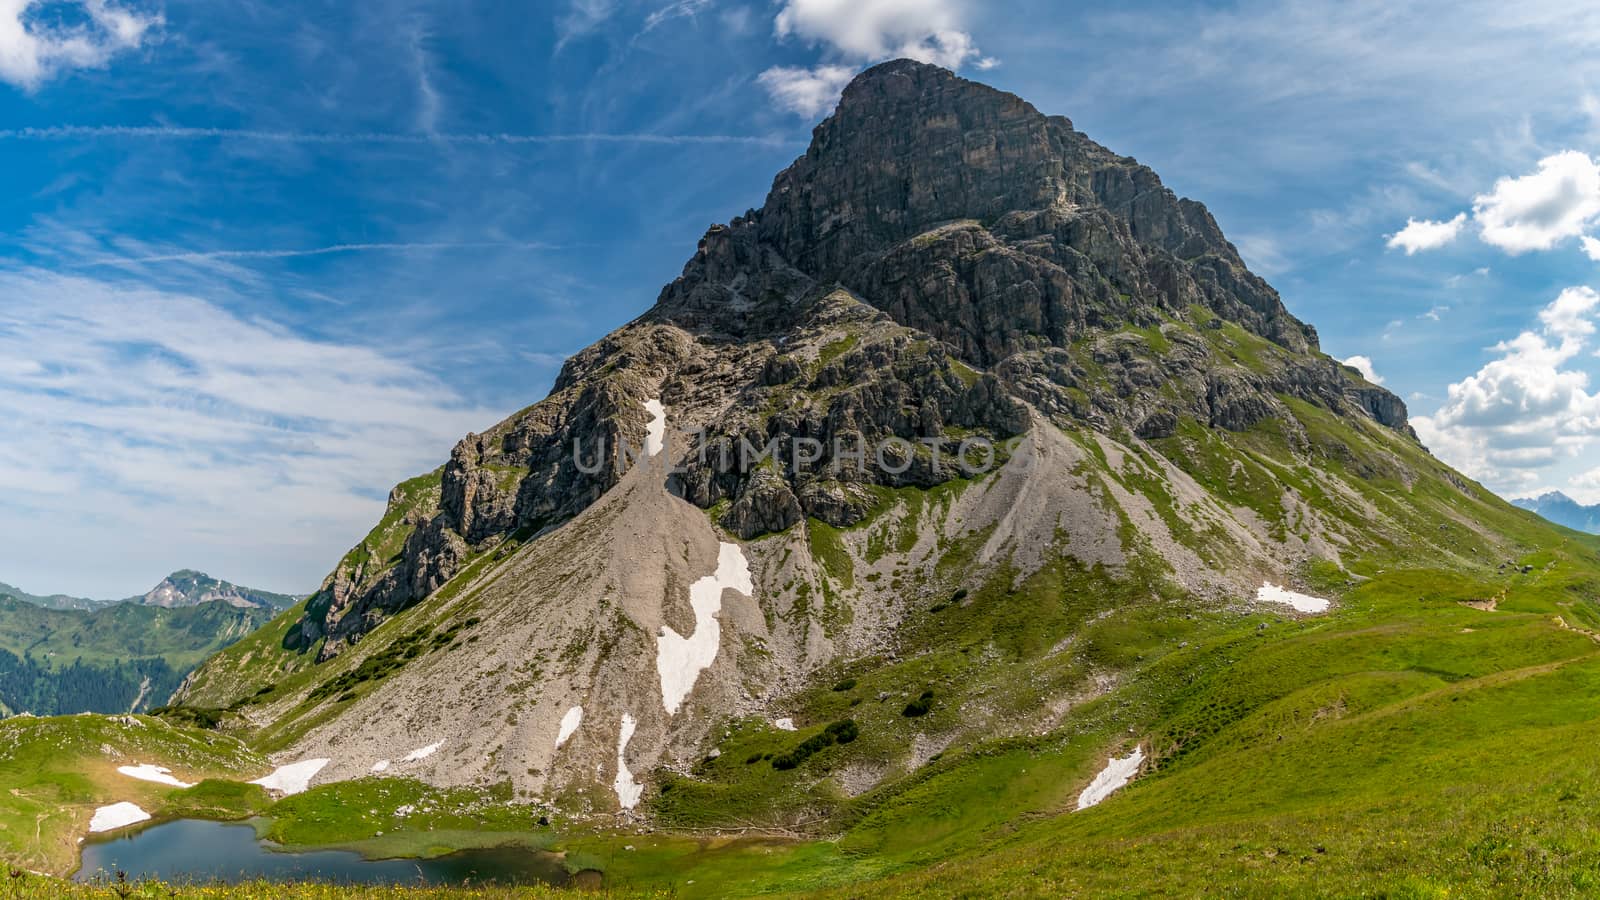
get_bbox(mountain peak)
[1513,491,1600,534]
[183,65,1446,807]
[739,58,1321,364]
[132,571,299,610]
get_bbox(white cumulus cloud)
[1344,355,1385,385]
[775,0,978,65]
[1473,151,1600,254]
[761,0,993,117]
[0,0,159,91]
[1413,286,1600,493]
[758,64,857,118]
[1539,285,1600,342]
[1386,213,1466,255]
[1572,467,1600,504]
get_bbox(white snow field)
[643,398,667,456]
[1257,582,1331,613]
[555,706,584,748]
[116,764,192,788]
[89,802,150,832]
[401,741,443,763]
[249,758,329,795]
[614,714,643,809]
[1077,746,1145,810]
[656,542,753,715]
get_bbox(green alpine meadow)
[3,16,1599,900]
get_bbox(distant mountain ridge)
[1514,491,1600,533]
[0,582,99,611]
[123,570,299,610]
[0,570,299,716]
[179,61,1543,811]
[0,570,300,612]
[35,61,1600,895]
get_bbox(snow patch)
[401,741,444,763]
[1257,582,1331,614]
[1077,746,1145,810]
[613,713,643,810]
[116,764,192,788]
[249,759,329,796]
[555,706,583,748]
[656,542,753,715]
[89,802,150,833]
[773,718,796,732]
[371,760,390,773]
[643,398,667,457]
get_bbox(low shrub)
[772,719,860,770]
[903,690,935,718]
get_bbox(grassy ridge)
[15,312,1600,896]
[0,883,583,899]
[0,598,272,669]
[29,502,1596,898]
[0,715,268,875]
[0,596,273,715]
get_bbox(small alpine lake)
[75,818,582,887]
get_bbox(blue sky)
[0,0,1598,598]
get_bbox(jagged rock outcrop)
[280,58,1413,663]
[759,59,1316,358]
[171,61,1499,819]
[131,571,297,611]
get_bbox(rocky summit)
[130,570,299,611]
[178,61,1550,825]
[1514,491,1600,534]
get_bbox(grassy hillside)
[13,547,1600,896]
[82,426,1598,898]
[26,295,1600,898]
[0,596,272,716]
[176,470,445,711]
[0,583,100,611]
[116,306,1600,895]
[0,715,268,875]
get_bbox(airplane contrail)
[0,124,795,147]
[81,241,563,267]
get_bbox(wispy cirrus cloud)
[555,0,618,52]
[79,240,564,268]
[0,267,505,597]
[642,0,714,35]
[0,124,793,146]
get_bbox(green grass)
[259,779,540,851]
[14,315,1600,898]
[0,882,583,899]
[11,533,1600,899]
[0,715,267,875]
